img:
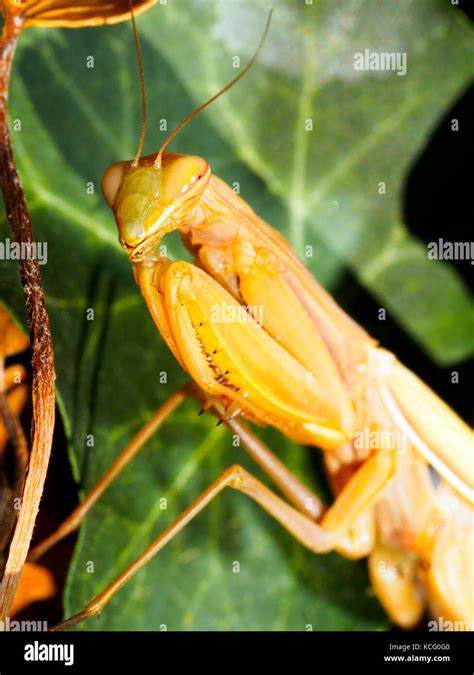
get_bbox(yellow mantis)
[26,6,473,631]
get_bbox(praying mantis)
[23,6,473,631]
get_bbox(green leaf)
[0,0,471,630]
[138,0,474,364]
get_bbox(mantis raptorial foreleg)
[51,445,395,631]
[135,259,350,449]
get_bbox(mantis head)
[102,152,210,260]
[102,5,270,261]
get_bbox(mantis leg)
[209,403,326,520]
[323,452,376,560]
[52,451,394,631]
[28,383,325,561]
[28,386,190,562]
[28,375,391,570]
[222,416,376,558]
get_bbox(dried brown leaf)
[11,562,56,615]
[0,303,28,360]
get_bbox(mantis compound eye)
[101,160,131,207]
[160,154,210,205]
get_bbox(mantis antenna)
[154,10,273,169]
[129,0,147,167]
